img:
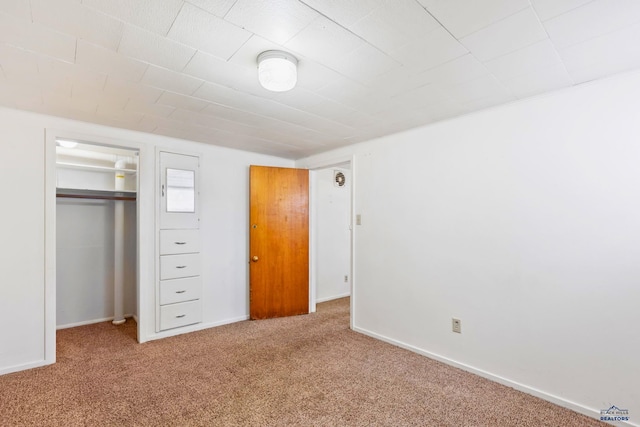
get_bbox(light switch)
[356,214,362,225]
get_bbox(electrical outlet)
[452,318,462,334]
[344,275,348,283]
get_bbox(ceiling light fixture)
[56,139,79,148]
[257,50,298,92]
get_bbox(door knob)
[252,256,259,262]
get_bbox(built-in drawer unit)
[160,276,202,305]
[157,151,202,333]
[159,299,202,330]
[160,253,201,280]
[160,229,201,255]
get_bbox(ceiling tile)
[543,0,640,49]
[141,65,204,96]
[118,25,196,72]
[329,42,400,85]
[0,44,39,85]
[193,82,273,115]
[285,16,363,68]
[297,0,381,27]
[104,77,164,104]
[225,0,319,45]
[76,40,148,82]
[167,3,251,60]
[295,58,343,91]
[413,54,489,88]
[185,0,237,17]
[39,56,106,97]
[0,0,32,21]
[417,0,531,38]
[559,20,640,83]
[388,26,468,71]
[530,0,593,21]
[228,34,284,68]
[501,62,573,98]
[444,73,513,105]
[82,0,183,36]
[31,0,124,51]
[125,98,176,118]
[0,80,43,109]
[484,39,563,81]
[359,65,433,98]
[349,0,440,53]
[156,91,209,112]
[183,51,271,97]
[460,7,548,61]
[69,93,98,113]
[136,115,161,133]
[96,90,130,111]
[0,13,76,63]
[316,76,371,107]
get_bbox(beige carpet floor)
[0,298,603,426]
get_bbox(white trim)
[44,129,57,367]
[56,314,137,330]
[0,360,49,376]
[145,315,250,342]
[308,170,317,313]
[316,292,351,304]
[352,326,637,427]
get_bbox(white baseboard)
[56,313,137,330]
[316,292,351,304]
[145,315,250,342]
[352,325,637,427]
[0,359,51,376]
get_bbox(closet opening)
[55,139,139,340]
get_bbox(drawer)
[160,276,201,305]
[160,253,201,280]
[160,229,200,255]
[160,300,202,330]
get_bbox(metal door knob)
[252,256,259,262]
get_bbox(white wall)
[0,106,293,375]
[315,167,351,303]
[0,123,45,374]
[297,71,640,423]
[56,198,137,328]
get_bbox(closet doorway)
[54,139,139,339]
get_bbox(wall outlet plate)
[452,318,462,333]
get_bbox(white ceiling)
[1,0,640,159]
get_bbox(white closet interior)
[56,140,138,330]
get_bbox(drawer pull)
[176,265,187,269]
[174,241,187,245]
[176,314,186,318]
[175,290,186,294]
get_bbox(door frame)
[305,155,356,329]
[44,129,154,365]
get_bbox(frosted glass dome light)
[257,50,298,92]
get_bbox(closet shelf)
[56,161,137,174]
[57,188,137,201]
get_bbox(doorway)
[44,131,152,365]
[308,157,355,329]
[55,140,138,332]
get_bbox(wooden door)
[250,165,309,320]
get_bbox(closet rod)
[56,194,136,201]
